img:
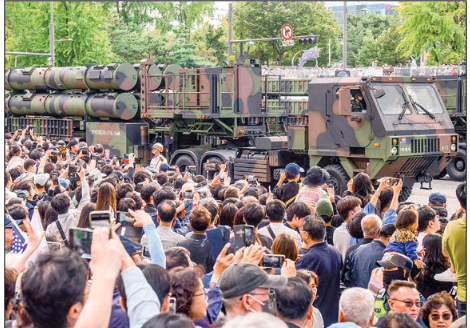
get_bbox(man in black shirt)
[177,206,215,273]
[273,163,304,207]
[315,198,335,245]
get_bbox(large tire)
[446,149,466,181]
[399,186,413,203]
[324,164,350,196]
[174,155,196,173]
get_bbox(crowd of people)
[4,126,467,328]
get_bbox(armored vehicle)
[434,74,466,181]
[5,59,459,200]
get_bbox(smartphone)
[69,228,93,258]
[168,297,177,313]
[50,172,59,181]
[204,163,219,172]
[262,254,285,268]
[116,211,142,238]
[89,211,112,229]
[184,191,194,200]
[233,224,255,250]
[186,166,197,173]
[69,164,77,173]
[247,175,258,185]
[143,246,151,259]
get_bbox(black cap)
[219,263,287,299]
[380,223,396,237]
[377,252,413,272]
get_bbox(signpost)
[282,40,295,47]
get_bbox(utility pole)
[49,1,54,67]
[342,1,347,69]
[329,38,331,67]
[228,2,233,58]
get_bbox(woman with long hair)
[96,182,117,217]
[416,233,453,299]
[219,203,238,231]
[77,203,95,229]
[351,173,374,207]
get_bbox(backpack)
[373,288,391,318]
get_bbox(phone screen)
[69,228,93,258]
[169,297,176,313]
[143,246,151,258]
[117,212,134,225]
[262,255,285,268]
[90,211,111,229]
[244,225,255,246]
[233,225,246,250]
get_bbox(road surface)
[407,175,463,216]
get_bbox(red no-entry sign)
[281,24,293,41]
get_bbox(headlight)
[391,147,398,155]
[451,144,457,152]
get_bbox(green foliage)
[397,1,466,64]
[233,1,341,66]
[5,1,116,67]
[346,11,393,67]
[192,22,228,65]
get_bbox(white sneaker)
[434,269,457,282]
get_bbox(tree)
[5,1,116,67]
[376,14,407,66]
[192,22,228,65]
[397,1,466,64]
[357,30,380,66]
[233,2,341,66]
[346,11,393,67]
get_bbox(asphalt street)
[407,175,464,216]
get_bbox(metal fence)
[262,65,467,78]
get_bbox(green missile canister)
[44,66,89,90]
[6,92,138,120]
[5,67,48,91]
[85,63,137,91]
[135,63,164,91]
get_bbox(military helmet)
[152,143,164,152]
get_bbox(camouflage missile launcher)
[434,74,466,181]
[5,58,459,201]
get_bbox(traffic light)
[298,37,318,45]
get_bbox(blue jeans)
[456,299,466,318]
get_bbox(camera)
[183,191,194,199]
[186,166,197,173]
[68,164,78,173]
[204,163,219,172]
[91,153,100,159]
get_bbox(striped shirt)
[294,185,327,214]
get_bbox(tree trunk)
[116,1,120,19]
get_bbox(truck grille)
[411,138,440,153]
[396,156,439,178]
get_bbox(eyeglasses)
[430,313,452,321]
[391,299,422,308]
[194,288,208,298]
[249,290,276,301]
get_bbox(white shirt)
[150,154,167,171]
[333,222,351,261]
[417,232,428,251]
[258,222,302,249]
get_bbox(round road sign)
[281,24,293,41]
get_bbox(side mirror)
[373,88,386,99]
[337,88,352,116]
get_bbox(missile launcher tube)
[5,63,138,91]
[6,92,138,120]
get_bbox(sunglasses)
[391,299,422,308]
[430,313,452,321]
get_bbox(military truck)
[5,59,459,200]
[434,74,466,181]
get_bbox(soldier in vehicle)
[351,92,365,113]
[150,143,168,171]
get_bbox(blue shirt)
[348,239,386,288]
[295,241,342,327]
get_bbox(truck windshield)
[375,85,411,115]
[404,84,444,114]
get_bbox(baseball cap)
[34,173,50,187]
[59,178,71,190]
[380,223,396,237]
[119,235,143,256]
[429,192,447,206]
[315,198,333,217]
[376,252,413,272]
[284,163,304,176]
[219,263,287,299]
[159,163,169,172]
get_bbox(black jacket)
[178,234,215,273]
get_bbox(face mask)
[248,293,276,315]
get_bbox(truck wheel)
[446,149,466,181]
[324,164,350,196]
[174,155,196,172]
[399,186,413,202]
